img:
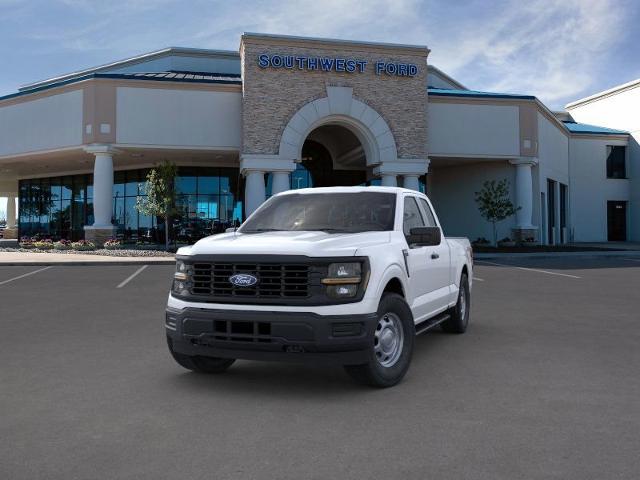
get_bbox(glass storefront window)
[18,166,242,244]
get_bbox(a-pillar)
[509,157,538,242]
[84,145,118,245]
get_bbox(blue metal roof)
[428,87,535,100]
[0,71,242,102]
[562,121,628,135]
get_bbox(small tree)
[474,179,519,246]
[136,161,178,250]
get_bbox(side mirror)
[225,227,237,233]
[407,226,441,247]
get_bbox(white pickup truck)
[166,187,473,387]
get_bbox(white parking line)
[0,266,52,286]
[117,265,148,289]
[473,277,485,282]
[476,260,581,279]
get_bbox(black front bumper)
[166,307,378,365]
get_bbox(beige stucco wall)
[240,35,429,160]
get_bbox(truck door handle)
[431,253,439,260]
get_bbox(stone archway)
[278,86,398,167]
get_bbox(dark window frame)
[606,145,627,179]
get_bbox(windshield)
[239,192,396,234]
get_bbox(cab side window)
[418,198,437,227]
[403,197,426,236]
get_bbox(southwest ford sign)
[257,54,418,77]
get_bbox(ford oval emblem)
[229,273,259,287]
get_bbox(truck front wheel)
[344,293,414,388]
[167,336,235,373]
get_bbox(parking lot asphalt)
[1,257,639,480]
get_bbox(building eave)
[19,47,240,93]
[1,73,242,105]
[240,32,430,56]
[565,78,640,109]
[427,65,467,90]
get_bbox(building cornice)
[241,32,430,57]
[565,78,640,110]
[0,74,241,108]
[19,47,240,92]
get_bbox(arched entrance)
[242,86,428,215]
[300,124,370,187]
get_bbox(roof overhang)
[565,78,640,109]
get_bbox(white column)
[6,195,16,229]
[380,174,397,187]
[509,158,537,229]
[244,170,266,216]
[91,151,115,227]
[402,174,420,191]
[271,171,290,195]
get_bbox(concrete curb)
[475,250,640,260]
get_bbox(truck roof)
[276,186,421,195]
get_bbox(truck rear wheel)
[344,293,414,388]
[167,336,235,373]
[441,272,470,334]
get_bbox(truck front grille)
[190,263,310,299]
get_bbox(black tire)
[344,293,414,388]
[167,336,235,373]
[441,272,470,334]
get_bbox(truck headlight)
[322,262,363,298]
[172,260,190,295]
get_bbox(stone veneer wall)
[240,36,429,160]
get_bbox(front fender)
[366,262,409,304]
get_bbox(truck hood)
[180,231,392,257]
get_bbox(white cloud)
[4,0,635,109]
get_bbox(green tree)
[474,179,519,246]
[135,161,178,250]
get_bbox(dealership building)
[0,33,637,245]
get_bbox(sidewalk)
[0,251,175,266]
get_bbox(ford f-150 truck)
[166,187,473,387]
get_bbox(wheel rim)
[459,285,467,320]
[374,312,404,367]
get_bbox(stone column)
[374,159,429,191]
[509,158,538,242]
[271,171,290,195]
[6,195,16,229]
[244,170,266,217]
[3,194,17,239]
[240,154,295,218]
[380,174,398,187]
[84,145,117,245]
[402,174,420,191]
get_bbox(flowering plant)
[19,236,35,249]
[33,239,54,250]
[54,239,72,250]
[103,238,122,250]
[71,240,96,251]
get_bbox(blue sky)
[1,0,639,109]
